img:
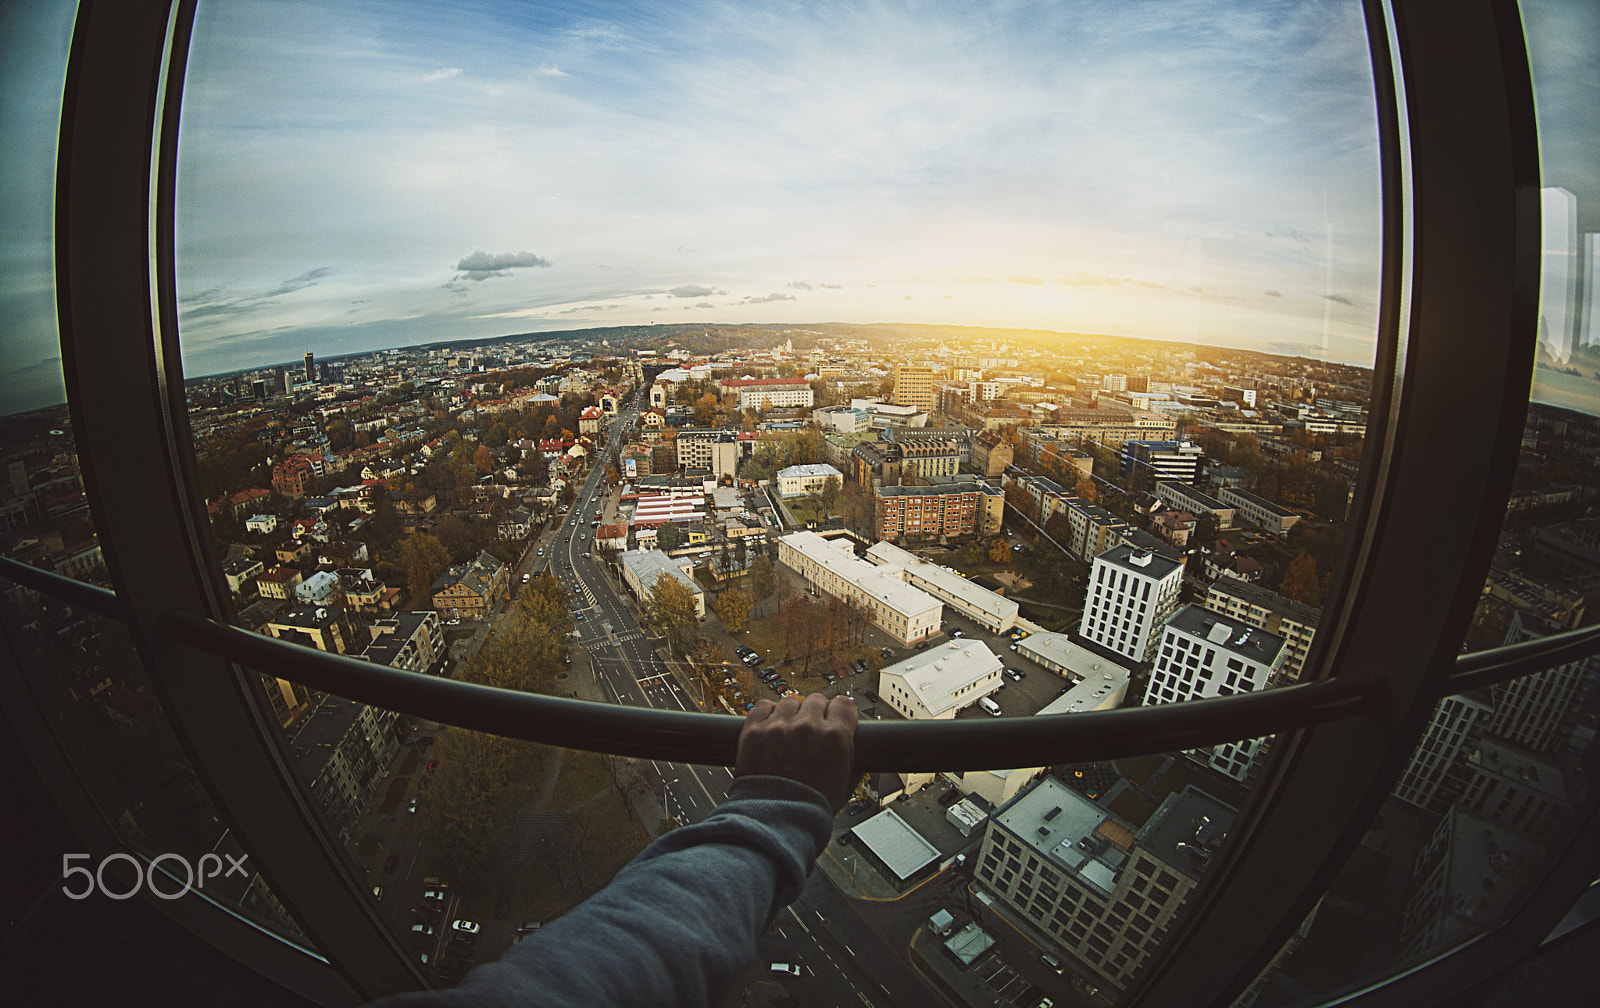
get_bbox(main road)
[529,397,935,1006]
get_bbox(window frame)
[6,0,1592,1004]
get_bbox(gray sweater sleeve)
[370,774,834,1008]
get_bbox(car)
[576,613,584,620]
[769,681,788,693]
[1006,668,1025,681]
[949,628,964,637]
[837,832,853,844]
[864,690,880,702]
[881,646,895,658]
[770,963,801,976]
[516,920,541,936]
[1013,544,1024,551]
[1009,643,1019,651]
[426,759,438,770]
[582,551,590,557]
[846,802,869,816]
[781,689,801,698]
[371,885,384,900]
[821,672,836,685]
[384,853,400,873]
[939,788,963,806]
[852,658,867,673]
[407,796,418,813]
[450,920,480,941]
[1041,953,1065,974]
[410,922,434,938]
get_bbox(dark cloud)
[182,266,332,320]
[1323,292,1356,306]
[738,292,797,304]
[453,249,553,281]
[671,284,720,298]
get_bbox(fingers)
[744,698,778,724]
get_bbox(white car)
[769,963,801,976]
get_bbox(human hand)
[733,694,859,813]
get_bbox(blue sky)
[3,1,1595,415]
[166,0,1385,377]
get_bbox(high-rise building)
[1538,187,1577,362]
[303,350,315,382]
[1582,233,1599,350]
[1203,577,1319,681]
[1145,605,1286,781]
[1486,611,1590,752]
[1080,544,1184,664]
[1123,440,1204,486]
[1393,689,1494,812]
[892,363,937,412]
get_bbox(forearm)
[371,774,833,1008]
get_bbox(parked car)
[770,963,801,976]
[949,628,964,637]
[410,922,434,938]
[450,920,480,943]
[1006,668,1025,681]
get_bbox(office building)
[865,540,1018,632]
[874,482,983,542]
[673,428,740,477]
[303,350,315,382]
[878,639,1003,720]
[1145,606,1286,781]
[1537,187,1577,362]
[776,531,942,645]
[719,377,813,411]
[1123,441,1204,486]
[976,776,1236,993]
[892,363,938,412]
[1218,487,1301,535]
[1080,544,1184,664]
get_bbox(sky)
[1,0,1595,415]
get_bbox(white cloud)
[424,67,462,82]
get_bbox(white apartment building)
[1154,481,1235,529]
[720,377,814,411]
[619,548,706,617]
[1080,544,1184,664]
[1145,606,1286,782]
[878,640,1003,720]
[1393,689,1495,812]
[865,541,1018,632]
[776,462,843,498]
[776,531,941,644]
[1218,487,1302,535]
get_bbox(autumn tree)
[399,532,451,600]
[644,573,699,656]
[1075,477,1098,503]
[749,555,778,615]
[988,538,1013,564]
[457,572,572,694]
[819,475,842,511]
[414,728,542,888]
[1279,550,1321,605]
[714,586,752,632]
[656,523,686,550]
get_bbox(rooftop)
[881,640,1003,717]
[1166,605,1287,666]
[1096,542,1183,580]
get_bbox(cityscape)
[2,1,1598,1006]
[4,314,1598,1006]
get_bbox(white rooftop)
[866,541,1019,626]
[881,640,1003,717]
[851,808,941,880]
[780,532,941,621]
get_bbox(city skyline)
[4,1,1598,417]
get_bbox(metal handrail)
[0,556,126,621]
[1445,623,1600,693]
[165,609,1379,770]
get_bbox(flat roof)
[779,532,942,620]
[1095,542,1183,580]
[994,776,1132,899]
[1166,604,1286,665]
[866,542,1019,624]
[852,807,942,880]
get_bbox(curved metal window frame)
[12,0,1594,1005]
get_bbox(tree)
[988,538,1012,564]
[644,573,699,655]
[1279,550,1321,605]
[413,728,540,887]
[750,555,778,615]
[693,393,720,426]
[819,475,842,511]
[472,444,496,476]
[399,532,451,600]
[655,523,687,550]
[714,587,752,633]
[1075,477,1098,503]
[458,572,572,694]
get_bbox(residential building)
[674,428,740,477]
[1400,807,1541,963]
[1154,481,1235,529]
[578,405,604,433]
[1145,606,1286,782]
[976,776,1236,994]
[1484,612,1591,751]
[429,550,509,620]
[776,531,942,645]
[221,556,264,595]
[813,405,870,433]
[1080,545,1184,664]
[971,430,1014,477]
[272,454,317,499]
[976,481,1006,536]
[264,603,352,655]
[875,482,983,542]
[1204,577,1320,681]
[498,507,533,541]
[892,363,938,412]
[358,611,445,675]
[619,548,705,617]
[284,695,399,846]
[1393,689,1495,812]
[1218,487,1302,535]
[850,439,902,487]
[1123,441,1204,485]
[293,569,342,606]
[878,639,1004,720]
[719,377,813,411]
[1456,737,1571,837]
[255,565,303,600]
[865,540,1018,632]
[776,462,843,498]
[1025,410,1178,452]
[244,513,279,535]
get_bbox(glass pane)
[1233,656,1600,1006]
[0,0,113,590]
[0,573,307,940]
